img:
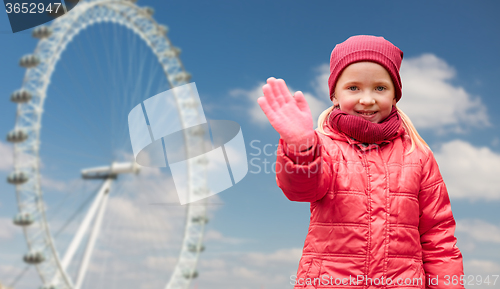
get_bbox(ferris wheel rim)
[11,1,208,288]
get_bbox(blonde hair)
[317,105,431,155]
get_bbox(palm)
[258,77,314,148]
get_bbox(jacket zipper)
[360,149,371,289]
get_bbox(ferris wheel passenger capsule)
[7,129,28,143]
[161,47,181,58]
[10,89,33,103]
[194,187,210,196]
[7,171,29,185]
[161,50,175,58]
[188,243,205,253]
[182,98,198,108]
[191,216,209,224]
[32,26,52,39]
[172,46,181,56]
[189,126,205,136]
[23,251,46,264]
[182,270,198,279]
[158,24,169,35]
[174,72,192,82]
[19,54,40,68]
[196,156,209,165]
[13,212,34,226]
[143,6,154,16]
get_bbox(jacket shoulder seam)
[420,178,444,191]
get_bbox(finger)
[257,97,277,123]
[294,91,311,113]
[268,78,286,107]
[262,83,279,110]
[276,78,294,103]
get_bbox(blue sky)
[0,1,499,288]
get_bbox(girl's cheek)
[344,100,358,109]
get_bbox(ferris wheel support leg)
[60,178,113,270]
[74,181,111,289]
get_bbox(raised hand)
[257,77,316,152]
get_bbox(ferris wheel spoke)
[58,60,112,145]
[143,55,162,102]
[81,28,108,110]
[44,84,110,157]
[83,178,125,289]
[60,178,112,271]
[7,264,31,288]
[72,33,109,114]
[74,186,109,289]
[56,161,139,283]
[46,190,80,221]
[52,184,99,238]
[111,23,125,98]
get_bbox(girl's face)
[333,61,397,124]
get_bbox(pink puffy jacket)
[277,120,464,289]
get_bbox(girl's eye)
[376,86,385,91]
[348,86,358,91]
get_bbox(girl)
[258,35,464,289]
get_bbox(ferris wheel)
[7,0,210,288]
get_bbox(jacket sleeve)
[418,151,465,289]
[275,131,333,202]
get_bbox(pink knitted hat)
[328,35,404,102]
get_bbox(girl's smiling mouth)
[355,110,378,116]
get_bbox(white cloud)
[246,247,302,266]
[0,263,42,289]
[434,140,500,200]
[456,219,500,243]
[199,257,226,269]
[194,247,302,289]
[142,255,178,270]
[0,141,13,171]
[0,264,29,288]
[398,54,490,133]
[461,260,500,289]
[41,176,85,193]
[0,217,18,240]
[302,91,331,128]
[492,136,500,147]
[81,249,174,289]
[231,266,263,280]
[464,259,500,274]
[310,63,330,99]
[230,83,268,125]
[100,193,185,249]
[204,229,249,245]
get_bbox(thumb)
[294,91,310,113]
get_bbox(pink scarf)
[328,106,402,144]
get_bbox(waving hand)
[257,77,316,152]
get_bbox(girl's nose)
[359,92,376,105]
